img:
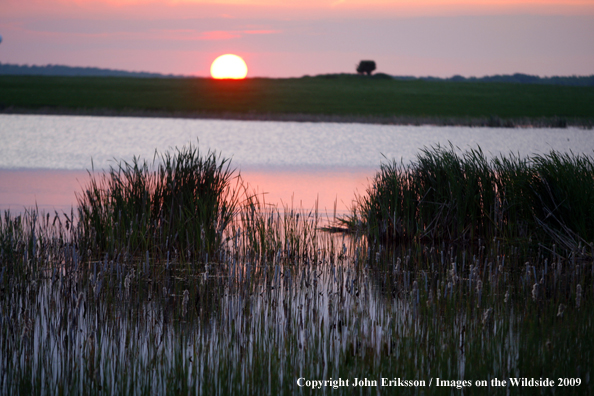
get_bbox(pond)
[1,113,592,213]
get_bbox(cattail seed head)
[182,289,190,317]
[482,308,493,326]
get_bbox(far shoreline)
[1,106,591,129]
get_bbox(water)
[2,114,592,170]
[1,114,593,212]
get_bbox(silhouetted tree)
[356,60,376,76]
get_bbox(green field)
[1,75,593,125]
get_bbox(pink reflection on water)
[0,167,373,215]
[241,167,372,216]
[0,169,90,213]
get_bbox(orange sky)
[1,0,594,77]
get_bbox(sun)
[210,54,248,79]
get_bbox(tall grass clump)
[352,144,594,250]
[530,151,594,247]
[77,143,240,262]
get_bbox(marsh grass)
[77,143,240,264]
[1,144,593,395]
[346,144,594,253]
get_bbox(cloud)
[0,20,280,42]
[243,29,279,34]
[142,28,280,41]
[196,30,242,40]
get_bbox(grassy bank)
[1,144,593,395]
[1,75,593,126]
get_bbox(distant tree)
[356,60,376,76]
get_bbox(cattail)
[576,284,582,308]
[504,290,509,304]
[531,283,539,302]
[124,268,135,296]
[411,280,418,298]
[90,274,96,294]
[525,262,532,280]
[182,290,190,317]
[557,303,566,317]
[449,263,458,285]
[476,280,483,306]
[482,308,493,326]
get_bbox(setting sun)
[210,54,248,79]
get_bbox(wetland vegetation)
[1,143,593,395]
[1,75,593,127]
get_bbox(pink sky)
[1,0,593,77]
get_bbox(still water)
[1,114,593,213]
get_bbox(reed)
[1,144,592,395]
[348,144,594,252]
[2,208,592,395]
[76,143,241,263]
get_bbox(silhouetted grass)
[344,144,594,252]
[76,143,240,263]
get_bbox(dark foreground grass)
[1,75,593,126]
[1,206,592,395]
[1,144,593,395]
